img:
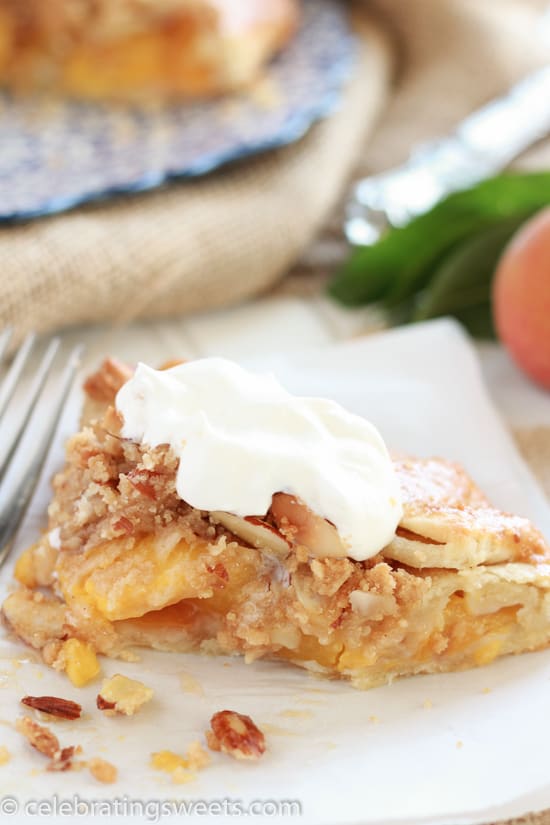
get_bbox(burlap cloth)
[0,9,392,346]
[2,3,550,821]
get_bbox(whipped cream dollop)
[115,358,403,561]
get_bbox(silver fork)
[0,331,82,568]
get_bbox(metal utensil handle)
[345,66,550,246]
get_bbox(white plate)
[0,318,549,825]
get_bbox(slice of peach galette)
[4,357,550,690]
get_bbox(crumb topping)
[48,408,212,554]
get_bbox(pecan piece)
[207,710,266,760]
[330,607,349,630]
[16,716,60,758]
[126,469,158,500]
[16,716,80,771]
[96,695,116,711]
[206,562,229,584]
[21,695,82,720]
[113,516,134,535]
[47,746,78,772]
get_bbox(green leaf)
[454,304,496,339]
[329,172,550,307]
[413,216,526,322]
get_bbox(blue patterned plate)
[0,0,355,221]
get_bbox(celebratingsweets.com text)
[0,794,302,820]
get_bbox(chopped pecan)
[96,695,116,711]
[16,716,60,758]
[21,695,82,720]
[126,469,158,500]
[47,746,78,772]
[205,730,220,752]
[206,562,229,584]
[330,607,349,630]
[113,516,134,535]
[16,716,80,771]
[207,710,266,761]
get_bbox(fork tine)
[0,344,83,568]
[0,337,60,481]
[0,328,12,368]
[0,332,36,423]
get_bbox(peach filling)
[55,532,525,677]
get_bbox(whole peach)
[493,208,550,389]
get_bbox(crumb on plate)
[278,709,313,719]
[16,716,80,771]
[88,757,118,784]
[151,741,210,784]
[178,671,204,696]
[97,673,153,716]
